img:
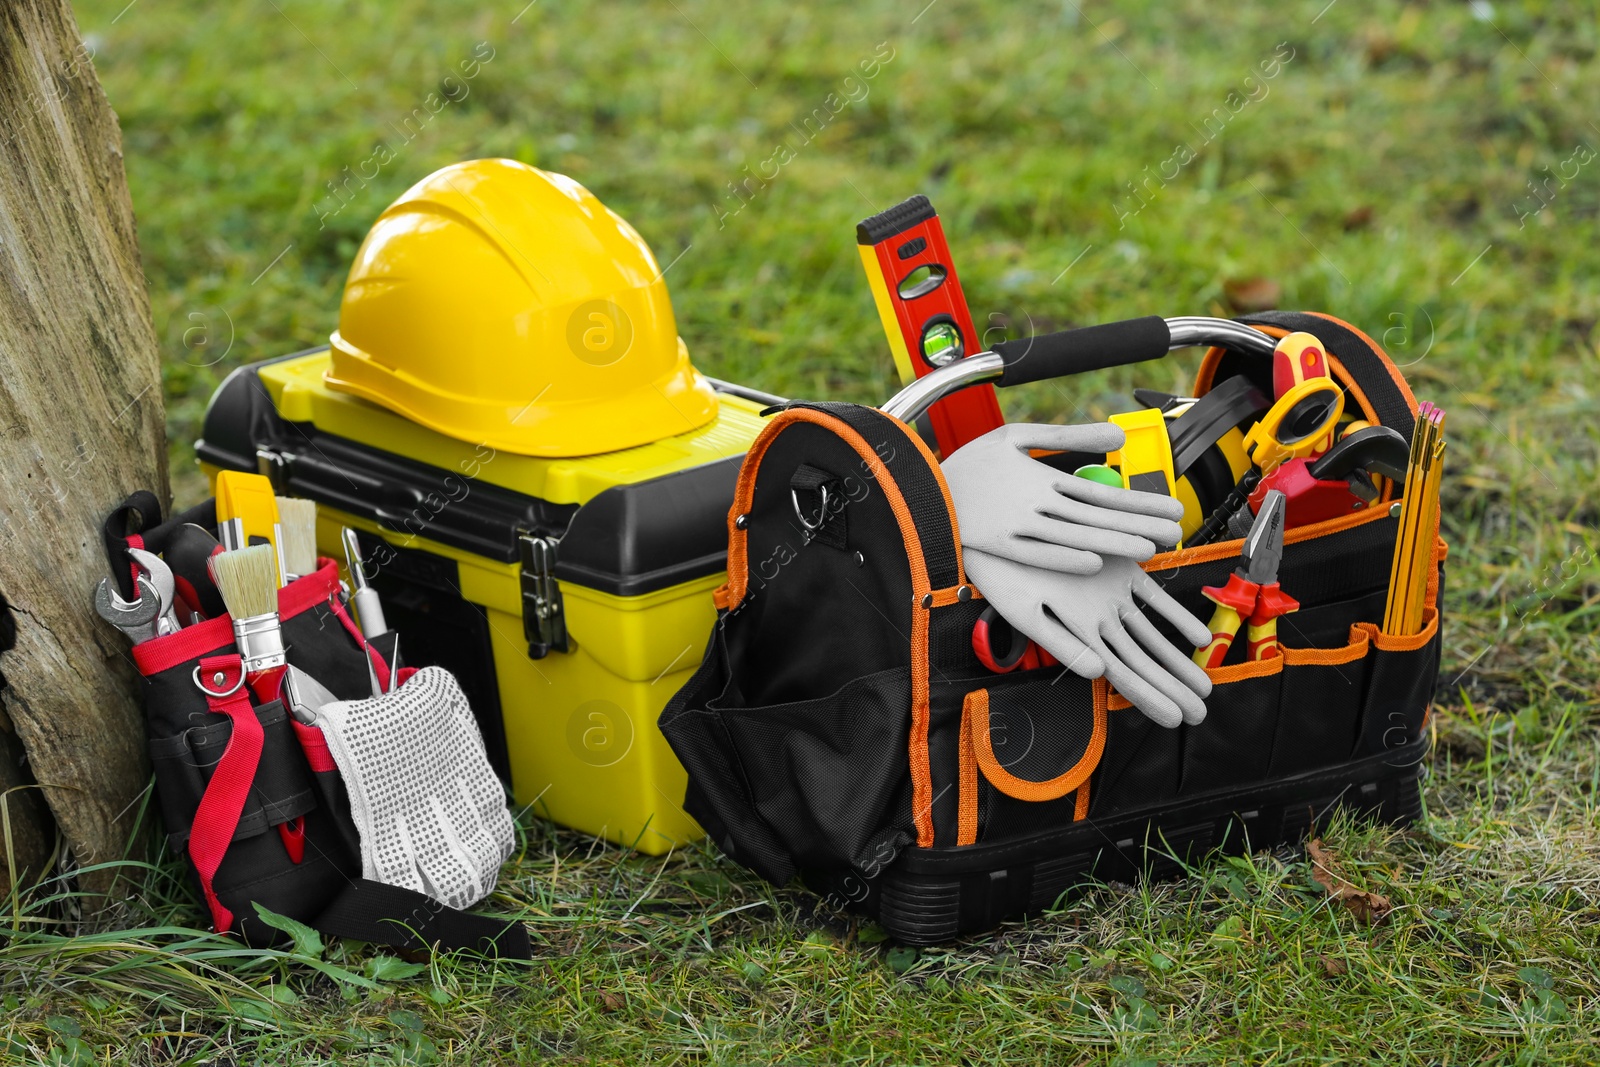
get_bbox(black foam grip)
[991,316,1171,386]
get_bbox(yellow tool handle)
[215,471,282,544]
[1245,618,1279,661]
[1192,603,1243,669]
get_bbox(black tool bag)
[110,497,530,957]
[661,312,1444,945]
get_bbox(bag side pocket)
[1353,608,1441,758]
[709,664,912,879]
[151,701,318,849]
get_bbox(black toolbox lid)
[196,357,744,597]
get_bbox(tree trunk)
[0,0,168,900]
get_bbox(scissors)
[972,605,1059,673]
[1241,377,1345,476]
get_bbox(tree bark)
[0,0,168,900]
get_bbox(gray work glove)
[964,546,1215,728]
[942,423,1186,574]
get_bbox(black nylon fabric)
[981,677,1096,785]
[102,491,163,601]
[149,700,316,848]
[723,420,913,708]
[926,602,987,847]
[791,402,961,590]
[314,879,531,959]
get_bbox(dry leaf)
[1343,205,1374,231]
[1308,838,1393,925]
[1320,954,1348,977]
[1223,277,1281,313]
[599,991,623,1013]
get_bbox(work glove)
[311,666,515,911]
[964,546,1215,728]
[942,423,1186,574]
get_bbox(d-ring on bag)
[661,312,1444,945]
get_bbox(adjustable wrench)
[126,546,183,635]
[93,576,163,644]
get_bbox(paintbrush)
[276,497,320,581]
[208,544,286,677]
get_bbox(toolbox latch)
[518,531,569,659]
[255,447,292,492]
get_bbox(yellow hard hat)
[326,159,717,457]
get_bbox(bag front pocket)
[1179,658,1284,795]
[1269,627,1374,776]
[955,677,1106,845]
[149,699,318,849]
[1353,607,1441,758]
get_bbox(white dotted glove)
[313,666,515,910]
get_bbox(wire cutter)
[1191,489,1299,668]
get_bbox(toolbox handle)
[880,316,1277,425]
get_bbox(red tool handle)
[1243,583,1300,661]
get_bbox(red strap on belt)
[186,654,263,933]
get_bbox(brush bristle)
[209,545,280,619]
[276,497,320,577]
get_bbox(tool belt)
[660,312,1444,945]
[108,494,530,957]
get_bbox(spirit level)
[856,195,1004,455]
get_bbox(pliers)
[1191,489,1299,668]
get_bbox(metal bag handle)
[880,316,1276,425]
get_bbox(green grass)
[5,0,1598,1061]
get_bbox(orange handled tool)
[1192,490,1297,668]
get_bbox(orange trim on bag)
[1358,606,1439,652]
[965,687,1106,802]
[1103,676,1133,712]
[957,703,980,846]
[1304,312,1420,419]
[1074,782,1091,821]
[1106,620,1379,711]
[1281,627,1371,667]
[1145,498,1392,572]
[1207,655,1285,685]
[720,416,791,611]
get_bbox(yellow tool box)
[196,159,775,853]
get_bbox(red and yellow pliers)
[1192,489,1299,668]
